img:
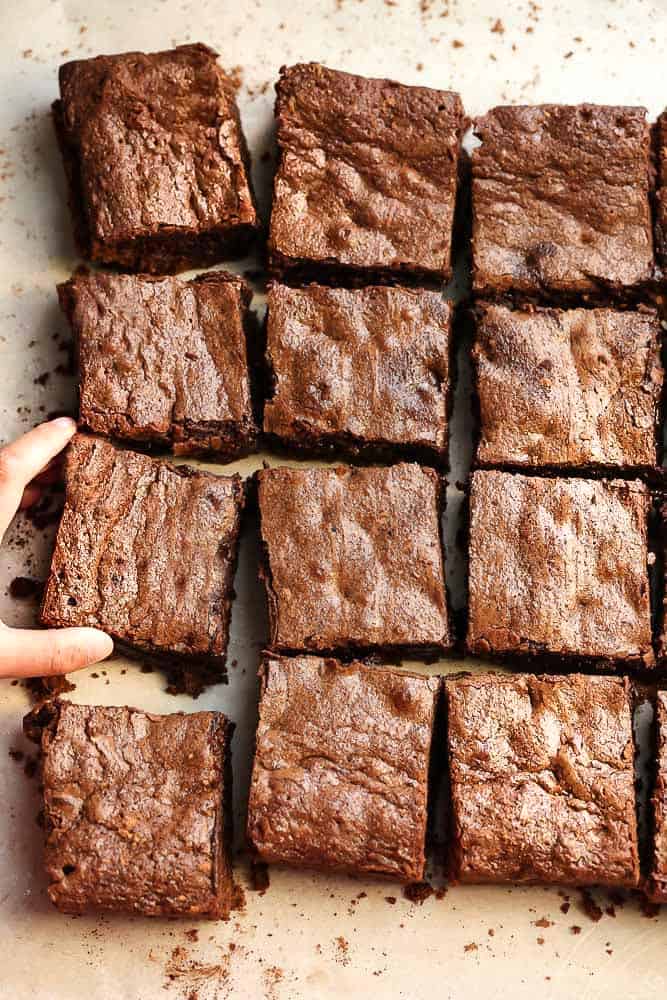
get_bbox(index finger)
[0,418,76,539]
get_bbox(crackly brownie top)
[58,43,256,243]
[472,104,653,296]
[647,692,667,901]
[257,463,450,652]
[474,304,662,470]
[446,673,639,886]
[40,435,244,657]
[247,653,439,880]
[61,271,255,448]
[27,700,231,916]
[269,63,465,278]
[263,283,451,452]
[467,471,653,663]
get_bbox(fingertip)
[81,628,114,662]
[47,416,77,438]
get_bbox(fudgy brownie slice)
[445,673,640,887]
[40,434,245,671]
[24,700,234,918]
[473,303,663,474]
[647,691,667,902]
[263,283,451,464]
[257,463,451,655]
[466,471,653,668]
[247,653,439,881]
[269,63,466,283]
[53,43,258,273]
[655,111,667,269]
[472,105,654,301]
[59,271,257,458]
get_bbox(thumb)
[0,625,114,679]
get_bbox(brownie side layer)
[445,673,640,887]
[24,700,234,918]
[647,691,667,902]
[40,434,245,667]
[247,653,439,880]
[269,63,465,283]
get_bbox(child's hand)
[0,418,113,679]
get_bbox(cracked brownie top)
[247,653,439,880]
[445,673,639,887]
[269,62,465,281]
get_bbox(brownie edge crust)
[24,700,235,918]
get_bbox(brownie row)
[59,271,665,477]
[22,662,667,917]
[53,45,667,303]
[39,436,666,672]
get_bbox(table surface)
[1,1,667,997]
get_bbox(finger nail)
[50,417,77,433]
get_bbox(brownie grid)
[30,50,667,910]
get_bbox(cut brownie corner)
[24,699,235,919]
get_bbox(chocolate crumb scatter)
[464,942,478,953]
[403,881,434,904]
[579,889,603,922]
[24,674,75,704]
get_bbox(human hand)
[0,418,113,679]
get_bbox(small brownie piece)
[257,463,450,655]
[24,700,234,918]
[263,283,451,464]
[647,692,667,902]
[473,304,663,474]
[268,63,466,283]
[466,471,653,668]
[59,271,257,458]
[53,43,258,273]
[445,673,640,886]
[655,112,667,268]
[40,434,245,669]
[472,105,654,301]
[247,653,439,880]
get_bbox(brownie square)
[59,271,257,459]
[466,471,653,668]
[263,283,452,464]
[655,112,667,269]
[24,700,234,918]
[53,43,258,273]
[40,435,245,669]
[247,653,439,881]
[473,304,663,474]
[268,63,466,283]
[472,105,654,301]
[445,673,640,887]
[257,463,450,655]
[647,691,667,901]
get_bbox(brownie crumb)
[534,916,553,928]
[463,942,478,953]
[570,925,582,935]
[184,929,199,943]
[385,896,397,905]
[579,889,603,922]
[250,860,270,894]
[24,755,38,779]
[9,576,43,600]
[491,18,505,32]
[640,896,661,919]
[8,748,24,763]
[24,674,75,704]
[560,901,571,914]
[231,881,246,913]
[403,881,434,905]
